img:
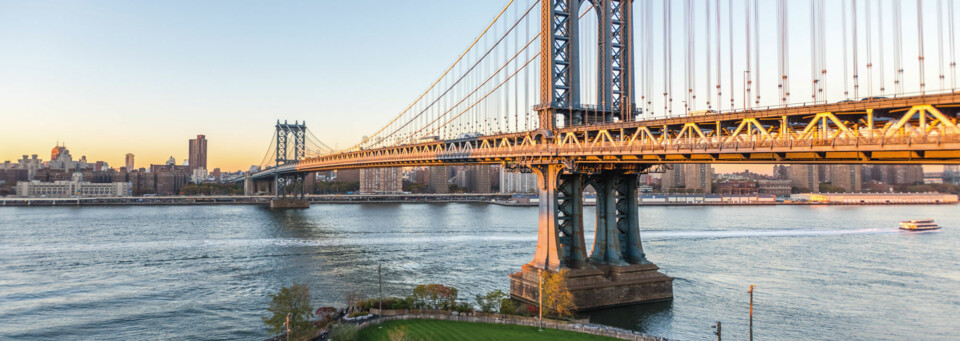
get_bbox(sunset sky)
[0,0,952,174]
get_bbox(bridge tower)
[512,0,672,311]
[271,120,310,209]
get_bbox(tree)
[410,284,458,309]
[263,283,314,335]
[475,290,507,313]
[542,269,576,319]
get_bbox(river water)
[0,204,957,340]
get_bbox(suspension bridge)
[239,0,960,310]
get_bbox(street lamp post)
[749,285,756,341]
[538,268,543,332]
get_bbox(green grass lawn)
[355,319,620,341]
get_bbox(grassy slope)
[356,319,620,341]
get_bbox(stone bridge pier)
[509,164,673,311]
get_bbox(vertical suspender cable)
[938,0,946,90]
[729,0,734,110]
[690,0,696,112]
[811,0,817,102]
[707,0,712,110]
[866,0,873,98]
[685,0,690,114]
[895,0,904,94]
[843,0,850,98]
[746,0,751,109]
[640,1,646,117]
[664,0,669,118]
[716,0,722,111]
[669,0,674,116]
[853,0,860,98]
[919,0,927,94]
[878,0,886,94]
[951,0,957,91]
[819,0,827,102]
[754,0,760,105]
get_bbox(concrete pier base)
[269,199,310,209]
[509,263,673,311]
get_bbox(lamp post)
[378,263,383,329]
[749,285,756,341]
[538,268,543,332]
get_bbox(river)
[0,204,957,340]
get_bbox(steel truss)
[299,94,960,172]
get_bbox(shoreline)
[1,194,957,207]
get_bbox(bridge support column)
[511,166,672,311]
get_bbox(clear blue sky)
[0,0,508,170]
[0,0,953,173]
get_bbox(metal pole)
[749,285,755,341]
[538,268,543,331]
[378,263,383,329]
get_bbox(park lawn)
[356,319,621,341]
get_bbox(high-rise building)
[188,135,207,172]
[360,167,402,193]
[661,164,713,193]
[828,164,862,192]
[660,164,686,192]
[125,153,135,170]
[427,166,449,193]
[683,164,713,193]
[500,171,537,193]
[788,164,820,193]
[467,165,493,193]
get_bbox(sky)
[0,0,955,173]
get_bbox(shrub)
[410,284,458,310]
[475,290,507,313]
[499,298,518,315]
[347,311,368,318]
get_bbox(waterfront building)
[16,173,130,197]
[791,192,959,204]
[758,179,792,196]
[788,164,820,193]
[188,135,207,172]
[125,153,135,170]
[359,167,402,193]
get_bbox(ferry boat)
[899,219,941,231]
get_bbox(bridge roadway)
[233,93,960,182]
[295,92,960,173]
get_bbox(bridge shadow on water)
[584,300,674,335]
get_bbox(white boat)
[899,219,941,231]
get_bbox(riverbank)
[2,193,958,207]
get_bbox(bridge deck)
[287,93,960,173]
